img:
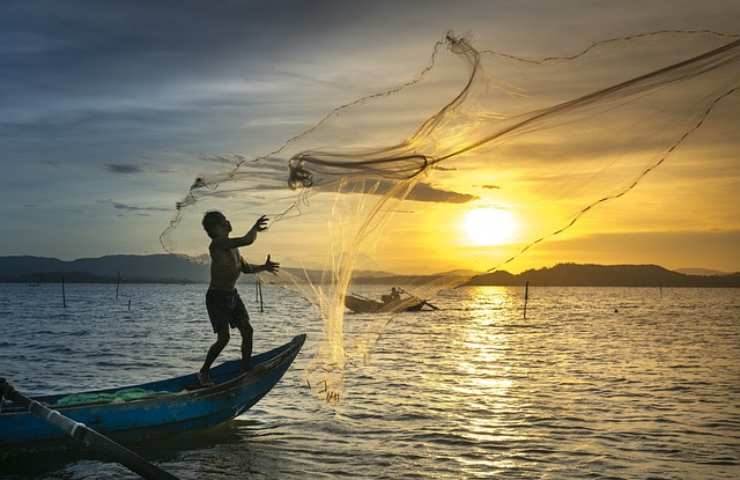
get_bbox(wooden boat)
[1,334,306,451]
[344,294,426,313]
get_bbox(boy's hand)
[251,215,269,233]
[264,254,280,274]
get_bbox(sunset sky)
[2,1,739,274]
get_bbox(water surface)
[1,283,739,479]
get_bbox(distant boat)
[344,293,427,313]
[1,334,306,452]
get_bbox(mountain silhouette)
[1,256,738,287]
[466,263,740,287]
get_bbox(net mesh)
[161,31,740,403]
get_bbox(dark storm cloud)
[106,164,142,174]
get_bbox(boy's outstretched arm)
[212,215,269,250]
[241,254,280,274]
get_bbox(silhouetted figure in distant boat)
[381,287,403,304]
[197,211,280,387]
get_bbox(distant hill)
[350,270,479,285]
[0,255,400,285]
[675,268,727,276]
[1,256,738,287]
[466,263,740,287]
[0,255,209,283]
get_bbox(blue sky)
[1,1,739,271]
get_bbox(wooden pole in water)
[0,378,179,480]
[62,275,67,309]
[116,272,121,301]
[257,277,264,313]
[523,280,529,319]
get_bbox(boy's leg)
[200,326,230,383]
[232,291,253,372]
[237,320,253,372]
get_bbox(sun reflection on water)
[449,286,534,474]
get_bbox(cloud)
[3,0,739,265]
[200,154,245,165]
[106,163,142,174]
[336,180,477,203]
[106,201,170,212]
[408,182,478,203]
[272,70,357,92]
[480,184,500,189]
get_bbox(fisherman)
[197,211,279,386]
[381,287,402,304]
[390,287,401,301]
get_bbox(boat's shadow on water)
[1,419,277,479]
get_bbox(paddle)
[397,287,440,310]
[421,300,440,311]
[0,378,179,480]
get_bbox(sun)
[462,208,518,246]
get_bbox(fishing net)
[161,31,740,403]
[54,388,172,407]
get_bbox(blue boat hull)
[1,334,306,450]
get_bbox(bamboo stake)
[523,280,529,319]
[257,277,264,313]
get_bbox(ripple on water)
[1,284,739,479]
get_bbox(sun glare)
[463,208,518,246]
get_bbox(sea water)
[1,283,738,479]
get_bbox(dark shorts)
[206,289,250,333]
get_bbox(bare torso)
[209,243,242,290]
